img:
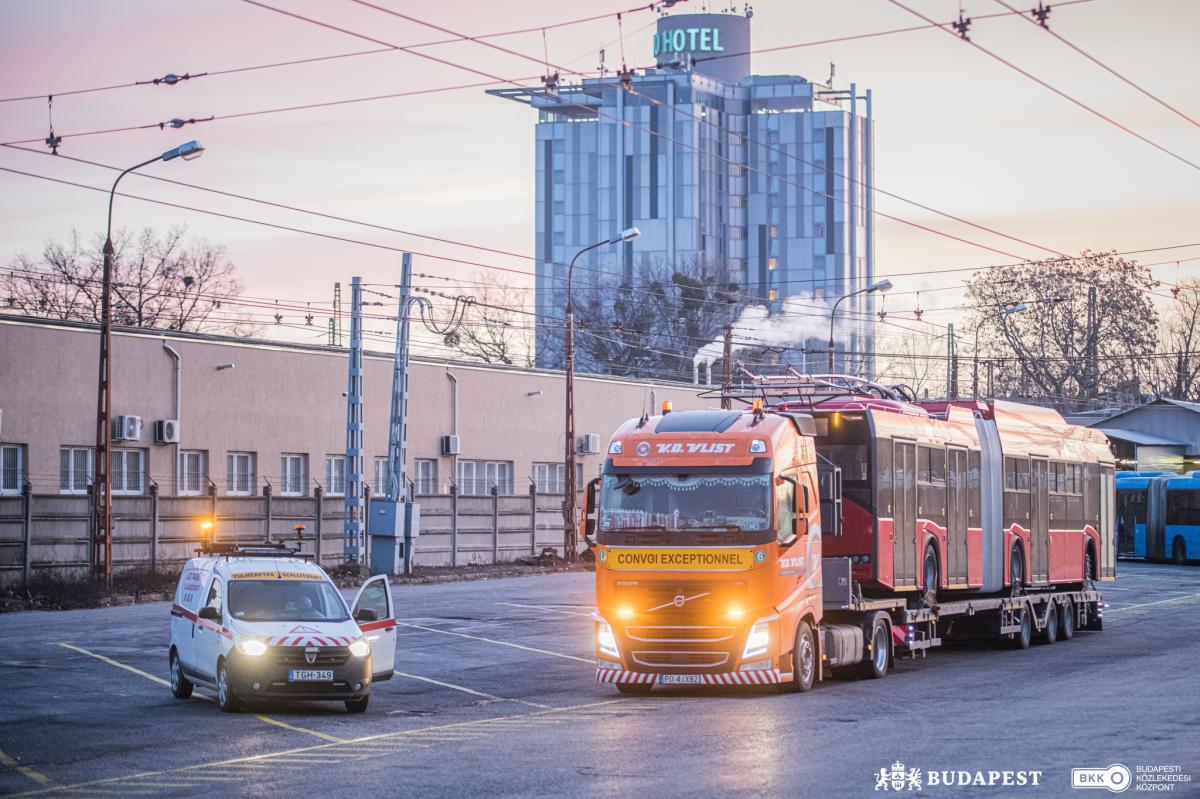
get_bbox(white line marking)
[1105,591,1200,614]
[393,621,592,663]
[392,670,551,709]
[496,602,594,617]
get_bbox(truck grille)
[632,651,729,668]
[271,646,351,667]
[625,626,735,643]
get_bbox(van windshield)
[599,473,771,532]
[228,580,350,623]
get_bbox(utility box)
[368,500,420,576]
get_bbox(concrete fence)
[0,485,574,589]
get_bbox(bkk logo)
[874,762,1043,792]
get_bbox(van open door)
[351,575,396,681]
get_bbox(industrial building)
[490,9,876,370]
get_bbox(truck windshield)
[228,580,350,623]
[599,474,771,532]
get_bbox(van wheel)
[616,683,653,695]
[789,621,816,693]
[170,650,193,699]
[217,660,241,712]
[1059,598,1075,640]
[857,616,890,679]
[345,695,369,713]
[1037,602,1058,645]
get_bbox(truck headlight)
[236,639,268,657]
[597,620,621,660]
[349,639,371,658]
[742,619,771,660]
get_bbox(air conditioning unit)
[112,415,143,441]
[440,435,461,456]
[154,419,181,444]
[578,433,601,455]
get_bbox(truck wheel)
[217,660,241,713]
[857,616,890,679]
[616,683,653,696]
[1009,545,1025,597]
[170,650,193,699]
[1084,548,1097,589]
[1013,606,1032,650]
[790,621,817,693]
[1173,538,1187,565]
[1037,602,1058,645]
[1059,598,1075,640]
[345,695,369,713]
[921,545,939,609]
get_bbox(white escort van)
[169,544,396,713]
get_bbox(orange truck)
[581,375,1113,694]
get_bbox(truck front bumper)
[227,649,371,701]
[595,663,787,687]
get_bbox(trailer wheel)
[1036,601,1058,645]
[616,683,653,696]
[857,616,891,679]
[1013,605,1032,650]
[1059,598,1075,640]
[789,621,816,693]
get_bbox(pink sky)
[1,0,1197,351]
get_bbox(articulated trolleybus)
[1116,471,1200,563]
[581,373,1115,693]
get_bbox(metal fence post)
[529,482,538,556]
[313,485,324,565]
[149,482,159,574]
[263,481,273,543]
[491,484,500,564]
[450,483,459,567]
[207,479,218,542]
[21,480,33,589]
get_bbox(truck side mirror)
[198,606,220,622]
[581,477,601,543]
[355,608,378,623]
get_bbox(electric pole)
[387,254,415,575]
[343,277,365,564]
[946,323,957,399]
[721,324,733,410]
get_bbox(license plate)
[657,674,704,685]
[288,669,334,682]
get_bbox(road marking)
[496,602,594,617]
[0,748,52,787]
[395,621,592,663]
[5,699,638,798]
[1105,591,1200,614]
[392,669,551,709]
[55,642,345,744]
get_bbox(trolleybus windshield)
[599,473,771,533]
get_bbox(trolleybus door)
[894,441,918,588]
[947,447,969,585]
[1030,458,1050,583]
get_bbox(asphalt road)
[0,561,1197,799]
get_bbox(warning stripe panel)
[595,668,782,686]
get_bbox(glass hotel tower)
[490,11,875,372]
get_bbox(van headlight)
[742,619,772,660]
[236,639,268,657]
[349,639,371,658]
[597,620,621,660]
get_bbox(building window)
[227,452,256,496]
[0,445,24,494]
[111,449,145,495]
[179,450,206,496]
[325,455,346,496]
[60,447,93,494]
[373,457,389,496]
[533,462,583,494]
[457,460,513,495]
[280,453,307,497]
[767,257,777,271]
[415,459,438,495]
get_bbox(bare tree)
[445,273,534,366]
[2,226,249,333]
[1149,279,1200,401]
[874,332,947,399]
[966,251,1157,411]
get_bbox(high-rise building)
[490,10,875,372]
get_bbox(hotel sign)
[652,27,725,57]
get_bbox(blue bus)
[1116,471,1200,563]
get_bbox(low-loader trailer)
[583,374,1112,692]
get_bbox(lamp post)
[563,226,640,561]
[828,278,892,372]
[93,140,203,589]
[972,302,1026,397]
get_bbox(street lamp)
[828,278,892,372]
[972,302,1026,397]
[563,226,639,561]
[93,140,204,589]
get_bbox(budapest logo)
[875,762,922,792]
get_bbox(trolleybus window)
[598,474,771,532]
